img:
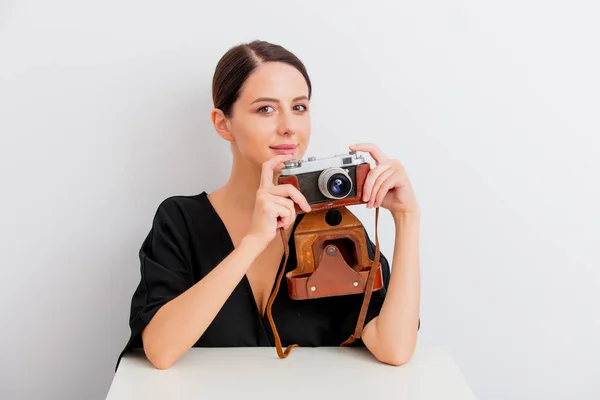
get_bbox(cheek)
[300,125,311,144]
[233,117,272,145]
[300,116,311,135]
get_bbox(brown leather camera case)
[285,206,384,300]
[265,205,383,359]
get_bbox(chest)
[245,241,285,317]
[214,208,289,318]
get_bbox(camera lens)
[318,168,353,199]
[328,175,350,197]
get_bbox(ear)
[211,108,234,142]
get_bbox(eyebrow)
[250,95,309,105]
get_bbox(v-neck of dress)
[199,192,303,320]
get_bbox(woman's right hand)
[247,154,312,247]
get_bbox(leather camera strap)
[265,227,298,358]
[340,206,380,346]
[266,207,381,358]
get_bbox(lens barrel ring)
[318,167,353,199]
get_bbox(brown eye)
[258,106,274,113]
[294,104,307,112]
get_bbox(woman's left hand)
[349,143,420,218]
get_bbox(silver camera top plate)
[280,151,367,175]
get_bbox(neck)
[220,149,270,214]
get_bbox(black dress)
[117,192,393,368]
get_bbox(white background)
[1,1,598,399]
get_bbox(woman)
[120,40,421,370]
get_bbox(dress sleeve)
[120,198,195,359]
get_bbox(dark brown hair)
[212,40,312,117]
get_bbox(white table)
[106,346,476,399]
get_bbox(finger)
[368,167,397,208]
[261,154,295,188]
[270,184,311,212]
[270,195,297,218]
[373,178,398,208]
[362,163,393,203]
[270,194,295,210]
[349,143,389,165]
[272,197,297,228]
[268,203,293,229]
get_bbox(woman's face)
[224,61,311,168]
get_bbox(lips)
[269,144,297,155]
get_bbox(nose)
[276,111,296,137]
[278,128,295,136]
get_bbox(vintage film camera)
[277,151,370,213]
